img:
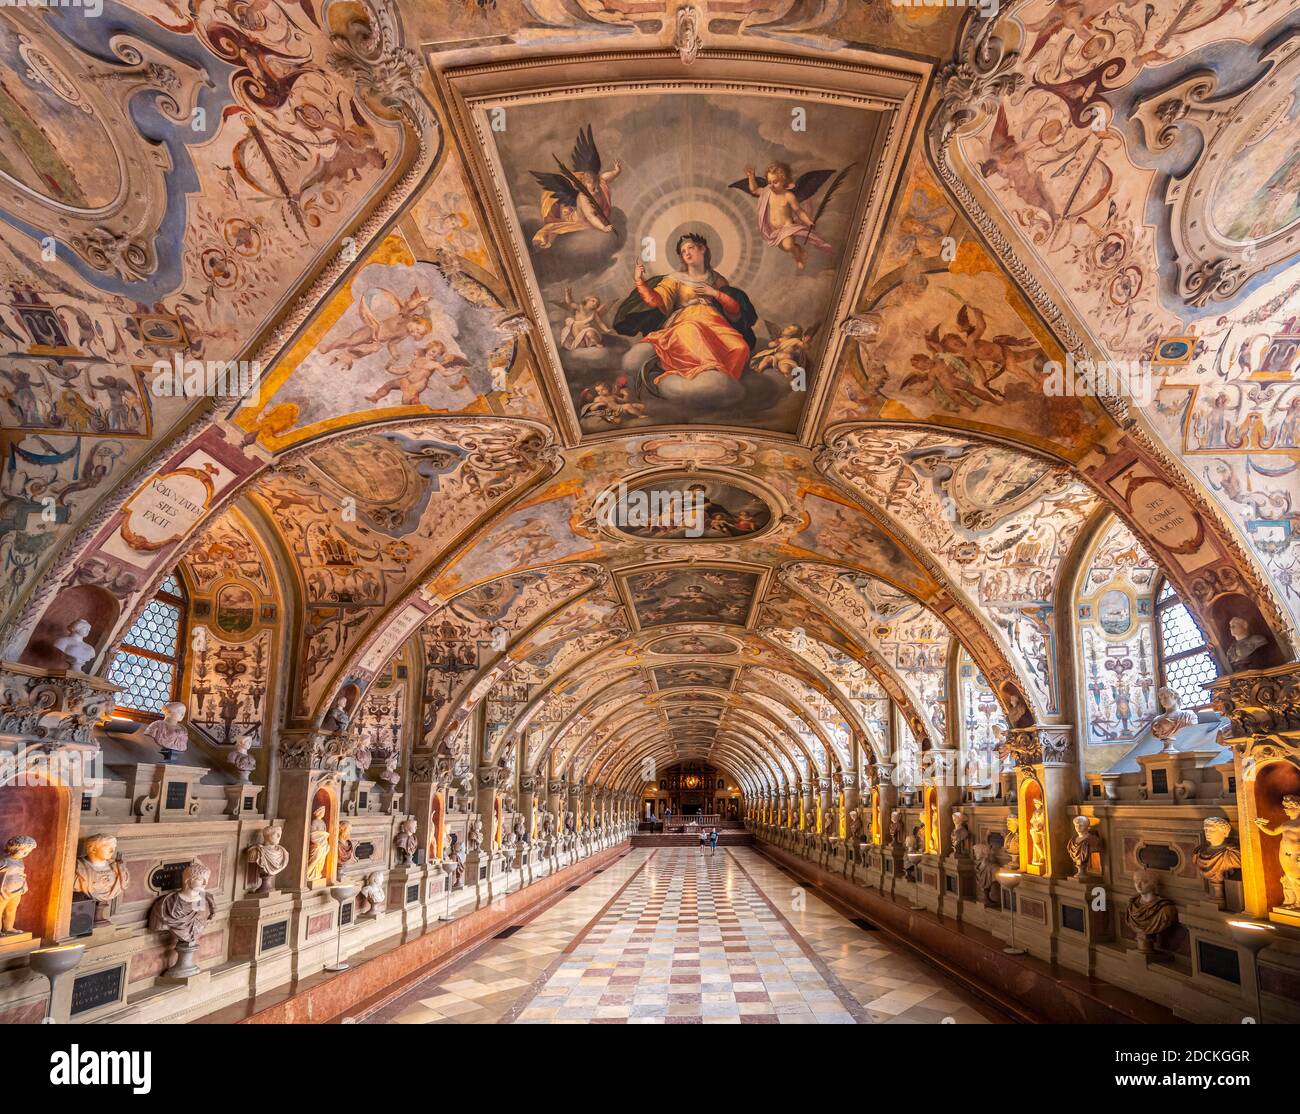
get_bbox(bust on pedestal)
[1125,868,1178,957]
[144,702,189,762]
[1150,687,1197,755]
[54,619,96,672]
[1194,816,1241,909]
[247,825,289,896]
[74,834,130,924]
[1066,816,1102,881]
[149,861,217,977]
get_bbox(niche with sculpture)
[18,586,120,674]
[0,783,76,947]
[1018,778,1048,876]
[429,791,446,861]
[1244,759,1300,925]
[869,787,881,844]
[921,786,938,854]
[305,786,338,888]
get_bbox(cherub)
[365,340,470,405]
[557,287,613,350]
[530,126,621,248]
[730,161,854,271]
[752,323,813,380]
[320,288,432,364]
[578,377,646,426]
[498,516,558,566]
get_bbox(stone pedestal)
[940,854,976,920]
[225,783,264,819]
[1054,877,1111,975]
[228,891,296,991]
[387,863,426,907]
[123,762,205,821]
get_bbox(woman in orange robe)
[615,233,757,385]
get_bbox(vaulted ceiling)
[3,0,1298,796]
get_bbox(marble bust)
[0,835,37,935]
[1226,616,1269,670]
[1124,868,1178,955]
[144,702,188,760]
[148,861,217,975]
[950,811,972,857]
[1194,816,1241,908]
[394,817,419,865]
[229,735,256,782]
[1066,815,1102,881]
[74,833,131,921]
[54,618,96,672]
[357,870,386,916]
[466,814,485,854]
[336,820,355,865]
[325,696,351,732]
[247,825,289,895]
[1150,686,1196,754]
[888,808,904,846]
[1004,814,1021,867]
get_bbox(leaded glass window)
[1154,578,1217,709]
[107,577,185,715]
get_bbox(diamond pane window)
[1163,651,1218,709]
[107,577,186,715]
[1154,578,1217,710]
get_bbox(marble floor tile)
[361,848,1007,1025]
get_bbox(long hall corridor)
[361,849,1005,1025]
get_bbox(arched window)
[1154,578,1218,709]
[107,573,187,716]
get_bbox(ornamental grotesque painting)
[446,52,923,438]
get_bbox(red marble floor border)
[208,843,632,1024]
[754,840,1182,1025]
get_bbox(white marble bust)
[1150,686,1196,753]
[54,618,96,672]
[144,701,188,758]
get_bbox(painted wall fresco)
[246,419,549,714]
[957,647,1006,786]
[610,477,772,540]
[625,566,760,628]
[653,664,736,690]
[942,1,1300,633]
[179,506,278,748]
[825,427,1099,715]
[1077,517,1160,747]
[0,0,409,620]
[485,91,881,435]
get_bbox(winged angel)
[530,126,622,248]
[730,160,855,271]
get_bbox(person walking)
[709,828,718,856]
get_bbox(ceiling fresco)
[4,0,1299,805]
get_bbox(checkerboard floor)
[361,848,1006,1025]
